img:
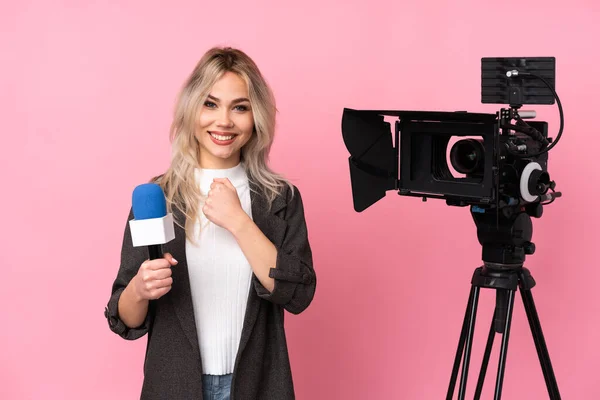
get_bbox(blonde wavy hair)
[153,46,292,240]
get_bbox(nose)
[216,109,234,128]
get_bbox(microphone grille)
[132,183,167,220]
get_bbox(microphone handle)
[148,244,163,260]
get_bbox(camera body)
[397,108,553,210]
[342,107,554,213]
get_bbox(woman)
[104,47,316,400]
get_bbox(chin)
[208,149,239,162]
[210,148,235,157]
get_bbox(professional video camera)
[341,57,563,399]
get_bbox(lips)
[208,131,237,146]
[209,131,236,140]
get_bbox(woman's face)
[195,71,254,169]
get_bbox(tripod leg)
[518,275,562,399]
[474,310,497,400]
[446,288,474,400]
[494,289,516,400]
[457,286,480,400]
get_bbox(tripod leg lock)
[518,267,537,290]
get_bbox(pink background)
[2,1,599,399]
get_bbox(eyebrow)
[207,95,250,104]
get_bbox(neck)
[198,155,241,170]
[194,161,248,192]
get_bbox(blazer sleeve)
[253,186,316,315]
[104,208,152,340]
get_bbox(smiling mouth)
[209,131,236,141]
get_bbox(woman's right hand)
[132,253,178,301]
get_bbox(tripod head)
[472,204,536,268]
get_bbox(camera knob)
[524,242,536,255]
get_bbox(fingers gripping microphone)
[130,183,175,260]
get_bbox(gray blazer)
[104,182,316,399]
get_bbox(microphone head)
[132,183,167,220]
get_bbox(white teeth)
[210,132,234,141]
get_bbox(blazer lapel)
[236,183,288,358]
[163,207,201,360]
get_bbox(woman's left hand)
[203,178,249,232]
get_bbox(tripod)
[446,206,561,400]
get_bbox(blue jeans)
[202,374,232,400]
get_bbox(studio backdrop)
[2,1,598,399]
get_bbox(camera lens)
[450,139,485,175]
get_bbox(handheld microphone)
[129,183,175,260]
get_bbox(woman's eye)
[235,105,249,112]
[204,101,217,108]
